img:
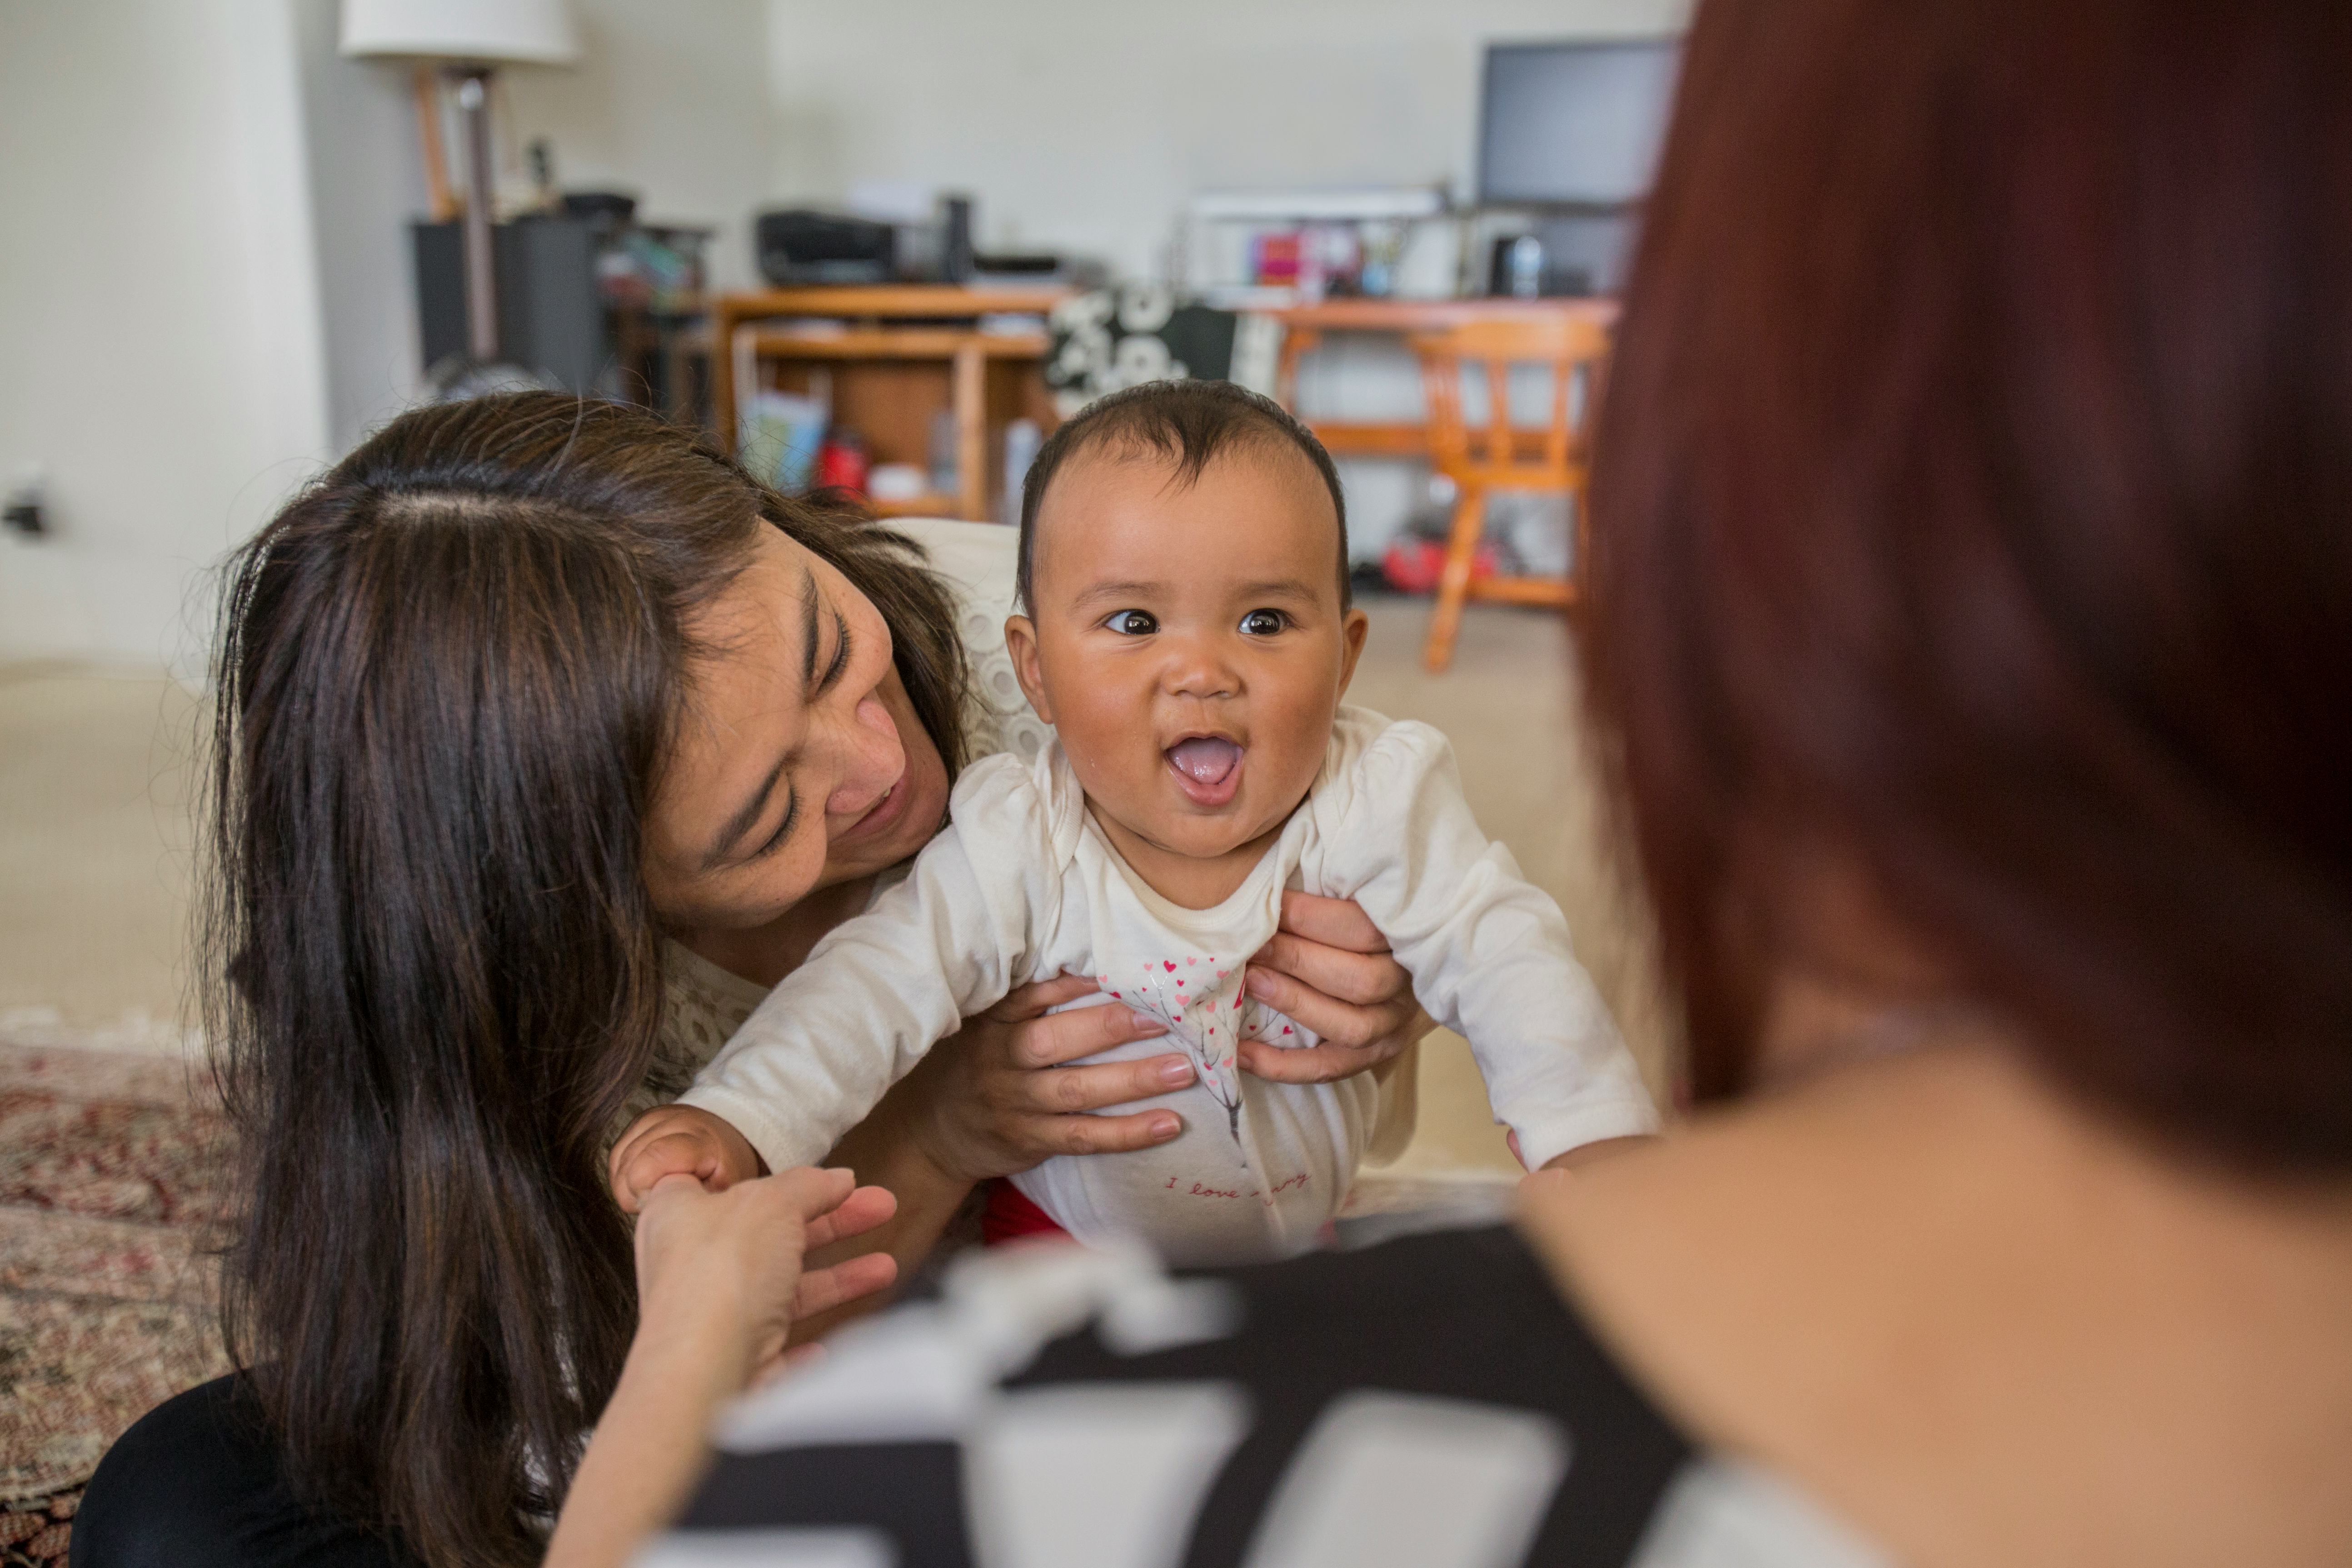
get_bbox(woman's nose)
[825,692,905,818]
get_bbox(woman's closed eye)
[1104,609,1159,636]
[1239,608,1290,636]
[740,606,850,864]
[816,606,853,694]
[749,782,801,861]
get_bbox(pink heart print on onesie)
[1110,955,1321,1155]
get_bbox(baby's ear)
[1002,614,1056,723]
[1335,606,1371,698]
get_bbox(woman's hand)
[634,1166,899,1380]
[780,978,1193,1341]
[1238,891,1435,1084]
[899,974,1193,1184]
[546,1168,897,1568]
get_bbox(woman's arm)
[545,1169,897,1568]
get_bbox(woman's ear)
[1003,615,1056,724]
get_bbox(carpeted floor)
[0,1031,234,1566]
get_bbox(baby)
[614,380,1657,1265]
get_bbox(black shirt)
[669,1226,1716,1568]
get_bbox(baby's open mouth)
[1165,734,1244,807]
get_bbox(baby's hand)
[609,1104,765,1214]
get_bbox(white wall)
[292,0,768,451]
[762,0,1690,277]
[503,0,771,293]
[0,0,330,672]
[290,0,430,453]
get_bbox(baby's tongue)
[1167,735,1242,785]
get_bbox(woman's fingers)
[1249,930,1400,1009]
[1016,1107,1184,1158]
[1244,957,1415,1044]
[790,1249,899,1320]
[1274,889,1393,954]
[1236,1036,1398,1084]
[1019,1054,1195,1115]
[642,1170,709,1206]
[796,1181,898,1253]
[984,971,1100,1024]
[763,1164,862,1219]
[1243,894,1428,1066]
[1004,995,1170,1071]
[908,981,1184,1187]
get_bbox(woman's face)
[643,527,950,932]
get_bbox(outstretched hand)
[633,1165,899,1383]
[547,1167,899,1568]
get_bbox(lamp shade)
[340,0,580,65]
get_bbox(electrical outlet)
[4,465,47,537]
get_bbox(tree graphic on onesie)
[1099,953,1315,1161]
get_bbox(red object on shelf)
[815,428,870,494]
[1253,231,1302,286]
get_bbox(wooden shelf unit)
[713,286,1069,523]
[867,491,958,518]
[743,328,1052,361]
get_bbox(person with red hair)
[549,4,2352,1558]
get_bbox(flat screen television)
[1478,39,1681,208]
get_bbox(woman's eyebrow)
[703,753,789,870]
[699,565,836,872]
[798,563,823,700]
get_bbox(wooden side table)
[711,286,1068,522]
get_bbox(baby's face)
[1008,442,1368,867]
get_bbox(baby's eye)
[1239,609,1289,636]
[1106,609,1159,636]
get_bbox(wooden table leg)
[713,298,744,456]
[414,70,457,223]
[1424,486,1488,674]
[1274,326,1321,413]
[953,341,987,521]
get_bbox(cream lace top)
[635,518,1043,1119]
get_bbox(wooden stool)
[1407,314,1611,673]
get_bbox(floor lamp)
[341,0,580,388]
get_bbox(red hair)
[1586,0,2352,1169]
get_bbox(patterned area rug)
[0,1019,1518,1567]
[0,1031,233,1567]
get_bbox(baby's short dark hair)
[1015,379,1350,613]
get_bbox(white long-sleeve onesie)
[681,705,1657,1265]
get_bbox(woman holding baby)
[68,392,1441,1568]
[79,0,2352,1564]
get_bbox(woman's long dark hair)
[1587,0,2351,1169]
[200,393,966,1566]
